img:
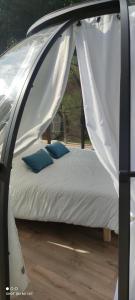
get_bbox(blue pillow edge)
[22,148,53,173]
[46,142,70,159]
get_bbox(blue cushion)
[46,142,70,159]
[22,149,53,173]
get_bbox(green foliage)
[52,55,90,144]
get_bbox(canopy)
[0,1,134,300]
[0,24,75,155]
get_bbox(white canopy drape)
[75,8,135,300]
[75,14,120,194]
[16,27,75,154]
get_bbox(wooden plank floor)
[15,221,118,300]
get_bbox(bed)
[10,141,118,238]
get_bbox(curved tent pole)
[27,0,120,37]
[0,0,132,299]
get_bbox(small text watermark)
[5,286,33,296]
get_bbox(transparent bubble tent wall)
[0,0,135,299]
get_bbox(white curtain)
[75,8,135,300]
[8,203,28,292]
[15,26,75,154]
[0,25,62,153]
[75,15,120,192]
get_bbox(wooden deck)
[16,221,118,300]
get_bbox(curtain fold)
[75,15,120,193]
[8,202,29,292]
[15,27,75,154]
[75,9,135,300]
[0,25,62,154]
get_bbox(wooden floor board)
[14,221,118,300]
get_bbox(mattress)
[10,141,118,232]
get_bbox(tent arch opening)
[0,21,74,300]
[0,1,134,300]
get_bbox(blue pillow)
[46,142,70,159]
[22,149,53,173]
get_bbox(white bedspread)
[10,142,118,232]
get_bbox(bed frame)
[103,228,112,242]
[44,136,113,244]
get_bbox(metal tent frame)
[0,0,134,299]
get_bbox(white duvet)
[10,141,118,232]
